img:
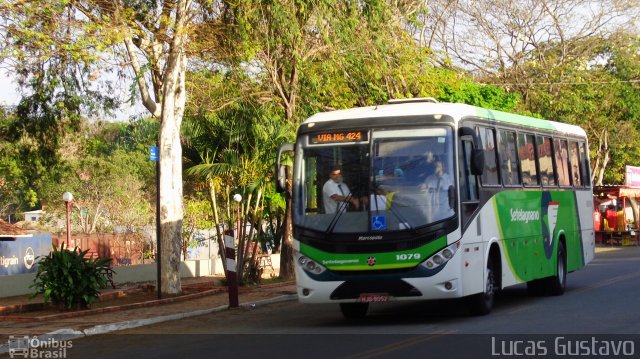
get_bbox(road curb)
[79,293,297,336]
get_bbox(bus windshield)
[295,127,455,233]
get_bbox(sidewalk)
[0,276,297,352]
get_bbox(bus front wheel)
[469,258,496,315]
[340,302,369,319]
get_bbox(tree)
[420,0,639,79]
[37,150,151,234]
[0,106,72,218]
[1,0,210,294]
[182,198,213,261]
[183,97,294,281]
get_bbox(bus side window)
[497,130,520,186]
[518,133,539,186]
[554,138,570,186]
[569,141,582,187]
[578,142,591,187]
[537,135,556,186]
[477,126,499,186]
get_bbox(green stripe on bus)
[300,236,448,271]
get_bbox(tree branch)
[124,35,160,117]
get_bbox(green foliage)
[439,79,520,112]
[182,198,214,258]
[114,119,160,152]
[263,191,286,250]
[0,108,68,215]
[30,244,114,310]
[183,99,295,190]
[35,149,153,233]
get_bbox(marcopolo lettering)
[510,208,540,223]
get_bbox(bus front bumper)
[295,253,464,303]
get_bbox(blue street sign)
[150,146,159,161]
[371,215,387,230]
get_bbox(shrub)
[30,244,115,310]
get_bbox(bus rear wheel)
[340,302,369,319]
[527,241,566,296]
[546,241,567,296]
[469,259,496,315]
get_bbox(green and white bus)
[276,98,595,317]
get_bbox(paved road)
[34,247,640,358]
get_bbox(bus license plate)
[358,293,389,303]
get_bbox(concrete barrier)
[0,254,281,297]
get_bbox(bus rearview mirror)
[275,143,294,193]
[459,127,484,176]
[471,149,485,176]
[276,165,287,192]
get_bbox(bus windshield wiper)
[386,204,412,230]
[325,192,353,234]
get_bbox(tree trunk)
[159,109,183,294]
[208,180,227,273]
[279,166,294,280]
[158,3,188,294]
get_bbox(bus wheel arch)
[488,243,502,291]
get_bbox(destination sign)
[309,130,368,144]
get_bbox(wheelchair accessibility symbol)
[371,215,387,230]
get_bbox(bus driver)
[323,166,361,214]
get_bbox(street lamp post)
[62,192,73,248]
[233,193,242,244]
[225,193,242,308]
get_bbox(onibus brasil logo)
[7,335,72,358]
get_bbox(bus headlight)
[296,253,327,275]
[421,242,460,270]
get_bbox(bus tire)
[469,258,496,315]
[546,241,567,296]
[340,302,369,319]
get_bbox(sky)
[0,68,19,106]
